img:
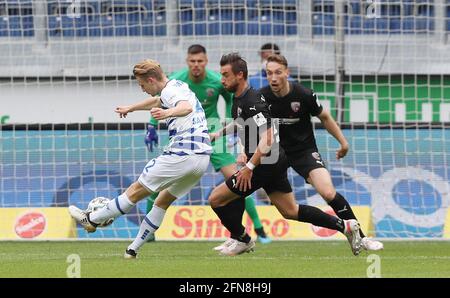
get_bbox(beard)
[225,81,238,93]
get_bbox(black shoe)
[124,249,137,259]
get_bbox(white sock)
[128,205,166,252]
[90,194,135,224]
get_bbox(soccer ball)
[86,197,114,227]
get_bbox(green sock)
[146,192,158,214]
[245,196,263,229]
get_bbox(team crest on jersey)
[237,107,242,117]
[260,94,266,102]
[206,88,214,97]
[291,102,301,112]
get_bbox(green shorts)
[210,135,236,171]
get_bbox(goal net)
[1,0,449,240]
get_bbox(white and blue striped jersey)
[160,79,212,156]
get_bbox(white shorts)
[138,154,210,198]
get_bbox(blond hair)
[133,59,164,81]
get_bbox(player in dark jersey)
[207,53,363,256]
[260,54,383,254]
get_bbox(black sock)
[254,227,267,238]
[298,204,345,233]
[328,192,366,238]
[212,198,250,243]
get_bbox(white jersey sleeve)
[160,80,212,156]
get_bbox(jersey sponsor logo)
[253,112,267,127]
[291,102,301,112]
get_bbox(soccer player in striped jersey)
[145,44,271,243]
[68,59,212,258]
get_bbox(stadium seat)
[47,1,99,37]
[179,0,206,35]
[247,14,285,36]
[447,5,450,31]
[0,17,8,37]
[312,1,335,35]
[207,8,233,35]
[0,0,34,38]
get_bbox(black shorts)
[225,154,292,197]
[287,148,327,182]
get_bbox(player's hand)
[236,166,253,192]
[209,132,220,143]
[336,142,349,160]
[115,106,132,118]
[236,153,247,166]
[150,108,171,120]
[145,124,159,152]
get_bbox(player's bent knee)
[208,190,220,207]
[277,208,297,220]
[126,181,153,203]
[320,189,336,202]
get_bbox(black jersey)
[260,82,323,154]
[231,86,273,159]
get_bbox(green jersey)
[150,68,233,132]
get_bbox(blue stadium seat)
[179,0,206,35]
[0,18,8,37]
[47,1,100,37]
[447,5,450,31]
[312,1,335,35]
[312,14,335,35]
[0,0,34,37]
[248,13,285,36]
[207,8,233,35]
[349,15,362,34]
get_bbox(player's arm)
[236,138,247,166]
[235,125,274,192]
[151,100,193,120]
[115,96,161,118]
[235,97,273,192]
[317,109,349,160]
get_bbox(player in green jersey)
[145,45,271,243]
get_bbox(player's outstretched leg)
[68,206,98,233]
[245,196,272,244]
[297,204,363,255]
[209,183,255,256]
[69,193,135,233]
[308,169,383,253]
[269,192,363,255]
[328,192,383,252]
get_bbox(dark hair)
[260,43,281,54]
[266,54,288,68]
[219,53,248,79]
[187,44,206,55]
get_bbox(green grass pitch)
[1,241,449,278]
